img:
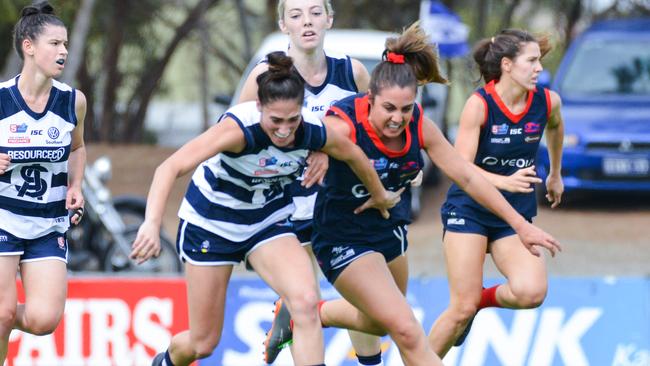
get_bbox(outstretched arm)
[421,117,561,257]
[320,115,402,219]
[543,90,564,208]
[130,118,246,263]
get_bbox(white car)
[224,29,448,218]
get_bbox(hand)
[516,221,562,257]
[544,173,564,208]
[354,187,405,219]
[69,207,84,226]
[65,186,85,226]
[302,151,328,188]
[130,220,162,265]
[410,170,424,187]
[500,166,542,193]
[0,153,11,175]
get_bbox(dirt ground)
[87,143,650,277]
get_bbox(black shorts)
[311,225,408,284]
[176,219,295,266]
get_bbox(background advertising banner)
[5,277,649,366]
[7,278,188,366]
[203,277,649,366]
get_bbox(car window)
[560,38,650,95]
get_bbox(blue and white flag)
[419,0,469,58]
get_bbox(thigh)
[20,259,67,317]
[387,254,409,295]
[248,235,316,299]
[490,234,547,286]
[0,256,20,308]
[334,253,412,326]
[184,262,232,341]
[443,232,488,303]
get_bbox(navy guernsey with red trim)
[313,93,425,242]
[443,80,552,225]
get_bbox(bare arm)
[237,63,269,103]
[67,90,87,224]
[543,90,565,208]
[130,117,246,263]
[351,58,370,93]
[320,115,402,219]
[421,117,561,256]
[455,94,541,193]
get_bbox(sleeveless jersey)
[0,76,77,239]
[178,101,327,241]
[289,53,359,221]
[314,94,425,242]
[444,80,552,225]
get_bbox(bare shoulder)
[74,89,87,117]
[548,89,562,111]
[350,58,370,92]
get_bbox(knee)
[25,309,63,336]
[190,336,220,359]
[27,316,60,336]
[510,282,547,309]
[286,290,320,325]
[448,301,479,324]
[386,316,424,350]
[0,306,17,330]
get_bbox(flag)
[419,0,469,58]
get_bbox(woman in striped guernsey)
[238,1,388,364]
[0,2,87,364]
[132,52,401,366]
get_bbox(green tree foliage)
[1,0,648,143]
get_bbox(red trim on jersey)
[544,88,552,121]
[474,92,489,127]
[328,105,357,144]
[416,103,425,147]
[356,94,413,158]
[485,80,534,124]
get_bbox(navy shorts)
[176,219,296,266]
[0,228,68,263]
[289,218,313,245]
[441,211,519,242]
[312,225,408,284]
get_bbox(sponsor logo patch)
[58,237,66,250]
[492,124,508,135]
[524,122,541,134]
[447,218,466,225]
[491,137,511,144]
[10,123,28,133]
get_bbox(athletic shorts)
[176,219,296,266]
[312,224,408,284]
[0,228,68,263]
[289,218,313,245]
[441,211,520,242]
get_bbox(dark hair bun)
[21,1,55,18]
[266,51,294,79]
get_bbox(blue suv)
[537,18,650,193]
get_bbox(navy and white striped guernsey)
[443,80,552,225]
[288,52,359,221]
[0,76,77,239]
[313,94,425,242]
[177,101,327,242]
